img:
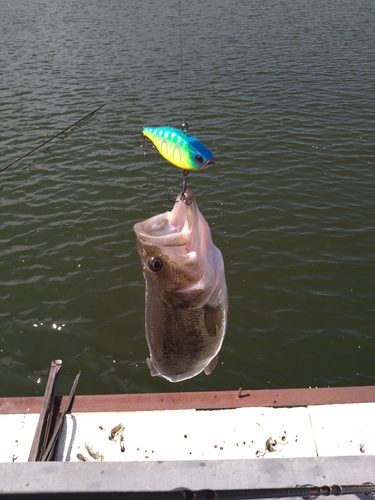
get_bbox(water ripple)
[1,0,374,396]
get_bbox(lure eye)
[195,154,203,165]
[149,257,163,272]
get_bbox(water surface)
[0,0,374,397]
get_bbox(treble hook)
[139,133,148,157]
[167,169,192,204]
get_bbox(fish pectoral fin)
[146,357,160,378]
[204,354,218,376]
[204,302,223,337]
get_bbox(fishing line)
[0,102,107,173]
[141,4,215,197]
[178,0,187,126]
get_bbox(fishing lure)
[142,126,214,171]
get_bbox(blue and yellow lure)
[142,126,214,171]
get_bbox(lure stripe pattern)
[142,126,214,171]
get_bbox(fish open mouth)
[134,195,194,247]
[200,158,214,170]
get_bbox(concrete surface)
[1,402,374,464]
[0,456,374,495]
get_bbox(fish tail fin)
[204,354,218,375]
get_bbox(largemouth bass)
[134,189,228,383]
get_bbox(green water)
[1,0,374,397]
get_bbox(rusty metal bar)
[28,360,62,461]
[41,371,81,461]
[1,385,374,415]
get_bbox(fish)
[142,126,214,171]
[133,189,228,383]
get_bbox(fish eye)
[195,154,203,165]
[149,257,163,272]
